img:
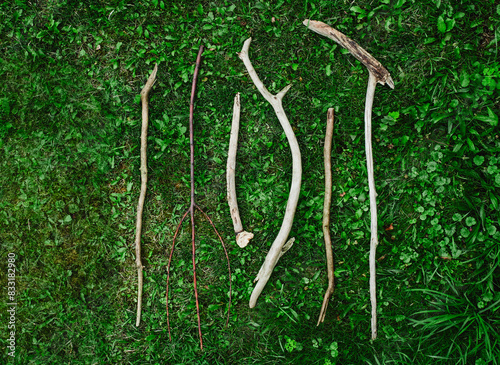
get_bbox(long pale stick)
[135,64,158,327]
[317,108,335,325]
[365,72,378,339]
[303,19,394,339]
[227,92,254,248]
[238,38,302,308]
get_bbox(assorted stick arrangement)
[304,19,394,339]
[133,19,393,345]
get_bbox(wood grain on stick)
[227,92,254,248]
[303,19,394,88]
[238,38,302,308]
[317,108,335,326]
[365,72,379,340]
[135,63,158,327]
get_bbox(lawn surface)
[1,0,499,364]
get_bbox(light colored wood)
[135,63,158,327]
[226,92,254,248]
[303,19,394,88]
[365,72,379,340]
[304,20,395,339]
[238,38,302,308]
[317,108,335,325]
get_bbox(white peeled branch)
[238,38,302,308]
[227,92,254,248]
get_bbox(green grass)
[1,0,499,363]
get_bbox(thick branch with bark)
[238,38,302,308]
[302,20,394,88]
[227,92,254,248]
[134,63,158,327]
[304,20,394,339]
[317,108,335,326]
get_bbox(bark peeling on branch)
[303,19,394,88]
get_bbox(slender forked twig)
[165,45,231,351]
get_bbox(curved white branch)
[227,92,254,248]
[238,38,302,308]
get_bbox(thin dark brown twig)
[165,45,231,351]
[196,204,232,327]
[166,208,189,341]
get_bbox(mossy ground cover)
[1,0,499,364]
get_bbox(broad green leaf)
[465,217,477,226]
[208,304,219,311]
[437,16,446,33]
[459,71,470,87]
[388,111,400,120]
[445,18,455,31]
[326,64,332,76]
[466,138,477,152]
[490,192,499,210]
[476,107,499,126]
[350,6,365,14]
[473,155,485,166]
[394,0,406,9]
